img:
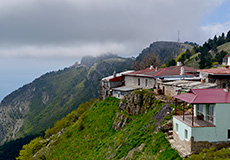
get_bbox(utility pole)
[178,30,180,42]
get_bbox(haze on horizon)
[0,0,230,100]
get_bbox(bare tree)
[132,52,161,70]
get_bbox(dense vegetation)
[162,31,230,69]
[17,95,181,160]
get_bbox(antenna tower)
[178,30,180,42]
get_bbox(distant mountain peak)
[136,41,193,64]
[80,53,119,66]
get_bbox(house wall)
[212,103,230,141]
[173,117,192,141]
[200,72,230,88]
[173,117,192,152]
[124,76,154,89]
[215,79,230,88]
[112,90,131,99]
[100,79,124,100]
[174,103,230,153]
[163,85,181,97]
[174,103,230,143]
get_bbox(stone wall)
[173,129,230,154]
[173,130,192,152]
[191,138,230,154]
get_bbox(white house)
[173,88,230,154]
[100,70,134,100]
[222,55,230,66]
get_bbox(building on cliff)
[198,67,230,88]
[173,88,230,154]
[99,70,134,100]
[100,65,200,99]
[100,65,227,99]
[112,65,199,98]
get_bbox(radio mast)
[178,30,180,42]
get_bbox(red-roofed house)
[100,70,134,99]
[101,66,198,99]
[198,68,230,88]
[123,65,197,89]
[120,66,197,96]
[173,88,230,154]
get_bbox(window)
[228,129,230,140]
[185,129,188,140]
[138,78,140,86]
[175,123,178,133]
[207,104,214,123]
[114,90,118,94]
[197,104,203,116]
[121,91,125,96]
[145,79,148,86]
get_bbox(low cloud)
[0,42,127,59]
[0,0,227,58]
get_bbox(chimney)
[180,67,184,75]
[113,71,116,78]
[150,65,154,69]
[201,79,205,83]
[155,67,158,71]
[177,62,182,66]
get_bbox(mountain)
[136,41,193,64]
[0,55,133,159]
[17,90,181,160]
[80,53,120,66]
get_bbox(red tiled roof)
[198,68,230,75]
[124,66,196,77]
[174,88,230,104]
[109,76,123,82]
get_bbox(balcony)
[174,115,215,127]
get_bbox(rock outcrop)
[119,90,155,115]
[152,103,172,132]
[112,113,130,131]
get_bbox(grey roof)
[112,86,142,91]
[162,80,217,89]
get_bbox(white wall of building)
[124,76,155,89]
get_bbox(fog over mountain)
[0,0,230,99]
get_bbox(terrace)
[174,115,215,127]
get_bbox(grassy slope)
[27,97,181,160]
[20,66,93,137]
[217,42,230,53]
[184,53,200,69]
[185,42,230,69]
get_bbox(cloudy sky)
[0,0,230,100]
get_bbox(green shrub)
[16,137,46,160]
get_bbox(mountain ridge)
[0,55,133,148]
